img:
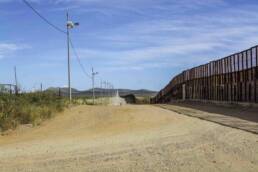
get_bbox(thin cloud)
[0,43,30,59]
[73,2,258,71]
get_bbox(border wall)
[151,46,258,104]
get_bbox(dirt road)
[0,105,258,171]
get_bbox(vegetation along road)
[0,105,258,171]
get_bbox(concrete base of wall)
[170,99,258,108]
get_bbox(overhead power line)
[22,0,93,86]
[69,38,92,79]
[22,0,66,34]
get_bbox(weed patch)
[0,93,67,132]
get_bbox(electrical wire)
[22,0,66,34]
[22,0,93,80]
[69,39,92,79]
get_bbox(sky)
[1,0,258,91]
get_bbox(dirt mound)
[0,105,258,172]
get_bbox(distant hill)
[46,87,157,97]
[47,87,79,93]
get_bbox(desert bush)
[0,92,66,132]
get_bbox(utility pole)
[107,82,109,97]
[91,68,98,105]
[14,66,18,95]
[66,12,72,103]
[107,82,110,97]
[66,12,79,103]
[103,81,106,97]
[110,84,112,97]
[104,81,107,97]
[108,82,112,97]
[105,81,108,97]
[40,83,43,92]
[100,80,103,104]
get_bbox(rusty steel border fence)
[151,45,258,104]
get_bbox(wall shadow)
[169,101,258,123]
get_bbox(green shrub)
[0,92,66,131]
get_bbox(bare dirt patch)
[0,105,258,171]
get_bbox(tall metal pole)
[108,82,111,97]
[104,81,107,97]
[40,83,43,92]
[92,68,95,104]
[100,80,103,104]
[91,68,98,105]
[14,66,18,95]
[67,12,72,103]
[106,82,108,97]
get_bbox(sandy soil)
[158,104,258,134]
[0,105,258,172]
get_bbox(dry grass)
[0,93,66,132]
